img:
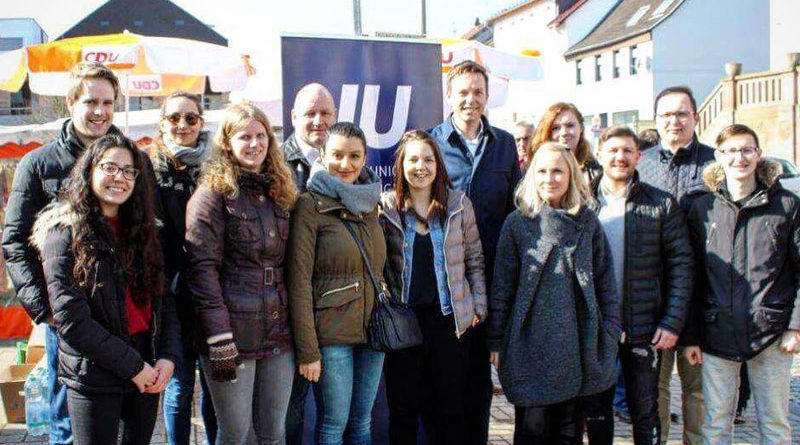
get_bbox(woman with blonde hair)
[488,142,621,444]
[185,103,297,444]
[531,102,601,182]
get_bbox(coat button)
[272,311,279,319]
[258,195,266,202]
[269,230,276,238]
[273,347,280,355]
[317,201,323,206]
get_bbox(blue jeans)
[163,344,217,445]
[45,324,72,445]
[613,359,629,412]
[314,345,385,445]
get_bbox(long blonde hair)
[202,103,297,211]
[515,142,592,217]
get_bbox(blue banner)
[281,35,443,188]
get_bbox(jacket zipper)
[706,222,717,246]
[443,197,464,338]
[321,281,360,298]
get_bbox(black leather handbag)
[342,221,423,352]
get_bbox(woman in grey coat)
[488,142,622,444]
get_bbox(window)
[133,20,143,27]
[626,5,651,27]
[630,45,639,75]
[175,19,185,26]
[594,55,602,82]
[612,110,639,127]
[613,50,620,78]
[651,0,676,19]
[576,59,583,85]
[99,20,110,27]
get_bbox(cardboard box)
[26,323,46,365]
[0,363,35,424]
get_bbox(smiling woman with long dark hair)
[380,130,486,444]
[33,133,180,445]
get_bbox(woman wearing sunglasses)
[33,133,180,444]
[147,91,218,445]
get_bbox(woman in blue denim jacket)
[380,130,487,444]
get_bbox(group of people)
[1,57,798,445]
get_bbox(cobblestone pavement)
[3,355,800,444]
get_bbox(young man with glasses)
[682,124,800,443]
[584,125,693,445]
[636,85,715,445]
[2,61,122,445]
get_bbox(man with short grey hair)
[512,120,534,168]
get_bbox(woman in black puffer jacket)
[34,133,179,445]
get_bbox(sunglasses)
[163,112,201,126]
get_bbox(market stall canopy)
[0,31,249,96]
[438,38,542,113]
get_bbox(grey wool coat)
[488,204,622,407]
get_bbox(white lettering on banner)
[81,45,138,66]
[126,75,163,93]
[338,84,413,149]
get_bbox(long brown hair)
[65,134,163,304]
[202,103,297,211]
[531,102,594,166]
[392,130,452,224]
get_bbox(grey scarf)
[307,160,382,215]
[163,131,211,167]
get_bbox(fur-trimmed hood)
[29,202,79,252]
[702,158,783,192]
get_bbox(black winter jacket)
[589,173,694,344]
[149,150,202,347]
[636,137,716,213]
[281,133,312,193]
[32,203,181,394]
[684,159,800,361]
[2,121,122,323]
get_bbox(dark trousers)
[583,386,615,445]
[584,342,662,445]
[385,306,471,445]
[67,387,159,445]
[66,332,159,445]
[285,370,310,445]
[465,322,492,444]
[737,363,750,413]
[513,398,583,444]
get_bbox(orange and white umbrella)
[0,31,248,97]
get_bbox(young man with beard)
[636,86,714,444]
[429,60,521,444]
[281,82,338,445]
[2,62,121,445]
[584,125,693,444]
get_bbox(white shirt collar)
[295,136,320,165]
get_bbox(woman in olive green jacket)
[287,122,387,444]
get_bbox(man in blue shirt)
[429,60,521,444]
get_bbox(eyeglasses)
[97,162,140,181]
[656,111,694,122]
[718,147,759,158]
[163,112,201,126]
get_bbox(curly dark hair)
[65,133,164,304]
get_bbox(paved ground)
[2,351,800,444]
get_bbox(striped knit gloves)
[208,338,240,382]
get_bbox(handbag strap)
[341,220,387,303]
